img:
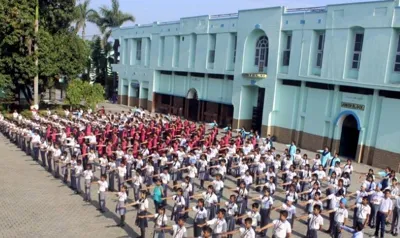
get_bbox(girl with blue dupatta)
[286,141,297,161]
[317,147,332,168]
[327,153,341,176]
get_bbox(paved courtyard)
[0,103,397,238]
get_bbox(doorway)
[252,87,265,133]
[188,99,199,121]
[185,88,199,121]
[339,115,360,159]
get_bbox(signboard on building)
[242,73,268,79]
[341,102,365,111]
[341,93,366,111]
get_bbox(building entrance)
[339,115,360,159]
[252,87,265,133]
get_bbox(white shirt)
[31,134,41,144]
[172,195,186,207]
[115,150,124,159]
[371,191,384,205]
[83,170,93,180]
[172,225,187,238]
[159,173,170,184]
[99,157,108,166]
[314,170,326,180]
[202,192,218,206]
[117,166,127,177]
[379,197,393,213]
[334,207,349,222]
[260,195,274,209]
[98,180,108,192]
[242,175,253,185]
[355,190,369,204]
[281,203,296,219]
[308,214,323,230]
[53,149,62,157]
[160,156,168,166]
[192,206,208,220]
[246,211,261,226]
[212,180,224,192]
[154,213,168,227]
[239,227,256,238]
[187,166,197,178]
[138,198,149,211]
[118,192,127,202]
[272,219,292,238]
[343,164,353,174]
[88,152,96,162]
[356,204,371,219]
[225,202,238,216]
[75,165,83,175]
[206,218,227,233]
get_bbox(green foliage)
[84,83,105,109]
[66,79,104,109]
[0,0,89,104]
[65,79,84,108]
[88,0,135,46]
[0,0,36,99]
[20,109,33,119]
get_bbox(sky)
[83,0,376,39]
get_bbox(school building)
[111,0,400,168]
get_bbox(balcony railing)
[159,20,180,25]
[285,7,327,14]
[210,13,238,19]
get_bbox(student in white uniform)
[182,199,208,238]
[139,206,169,238]
[256,210,292,238]
[117,162,127,191]
[325,197,348,238]
[236,203,261,229]
[160,217,187,238]
[92,174,108,213]
[199,208,228,238]
[83,165,94,202]
[374,189,393,238]
[115,185,128,227]
[222,217,256,238]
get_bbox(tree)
[66,79,104,109]
[73,0,95,39]
[88,0,135,47]
[83,82,105,109]
[88,0,135,97]
[0,0,90,105]
[65,79,84,108]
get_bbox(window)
[189,34,197,68]
[394,35,400,72]
[254,36,269,72]
[351,33,363,69]
[316,33,325,67]
[233,34,237,63]
[282,34,292,66]
[173,36,180,67]
[136,39,142,61]
[158,36,165,66]
[208,34,216,64]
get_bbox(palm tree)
[88,0,135,48]
[74,0,96,39]
[88,0,135,97]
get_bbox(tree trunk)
[33,0,39,107]
[82,22,86,40]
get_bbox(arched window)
[254,36,269,72]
